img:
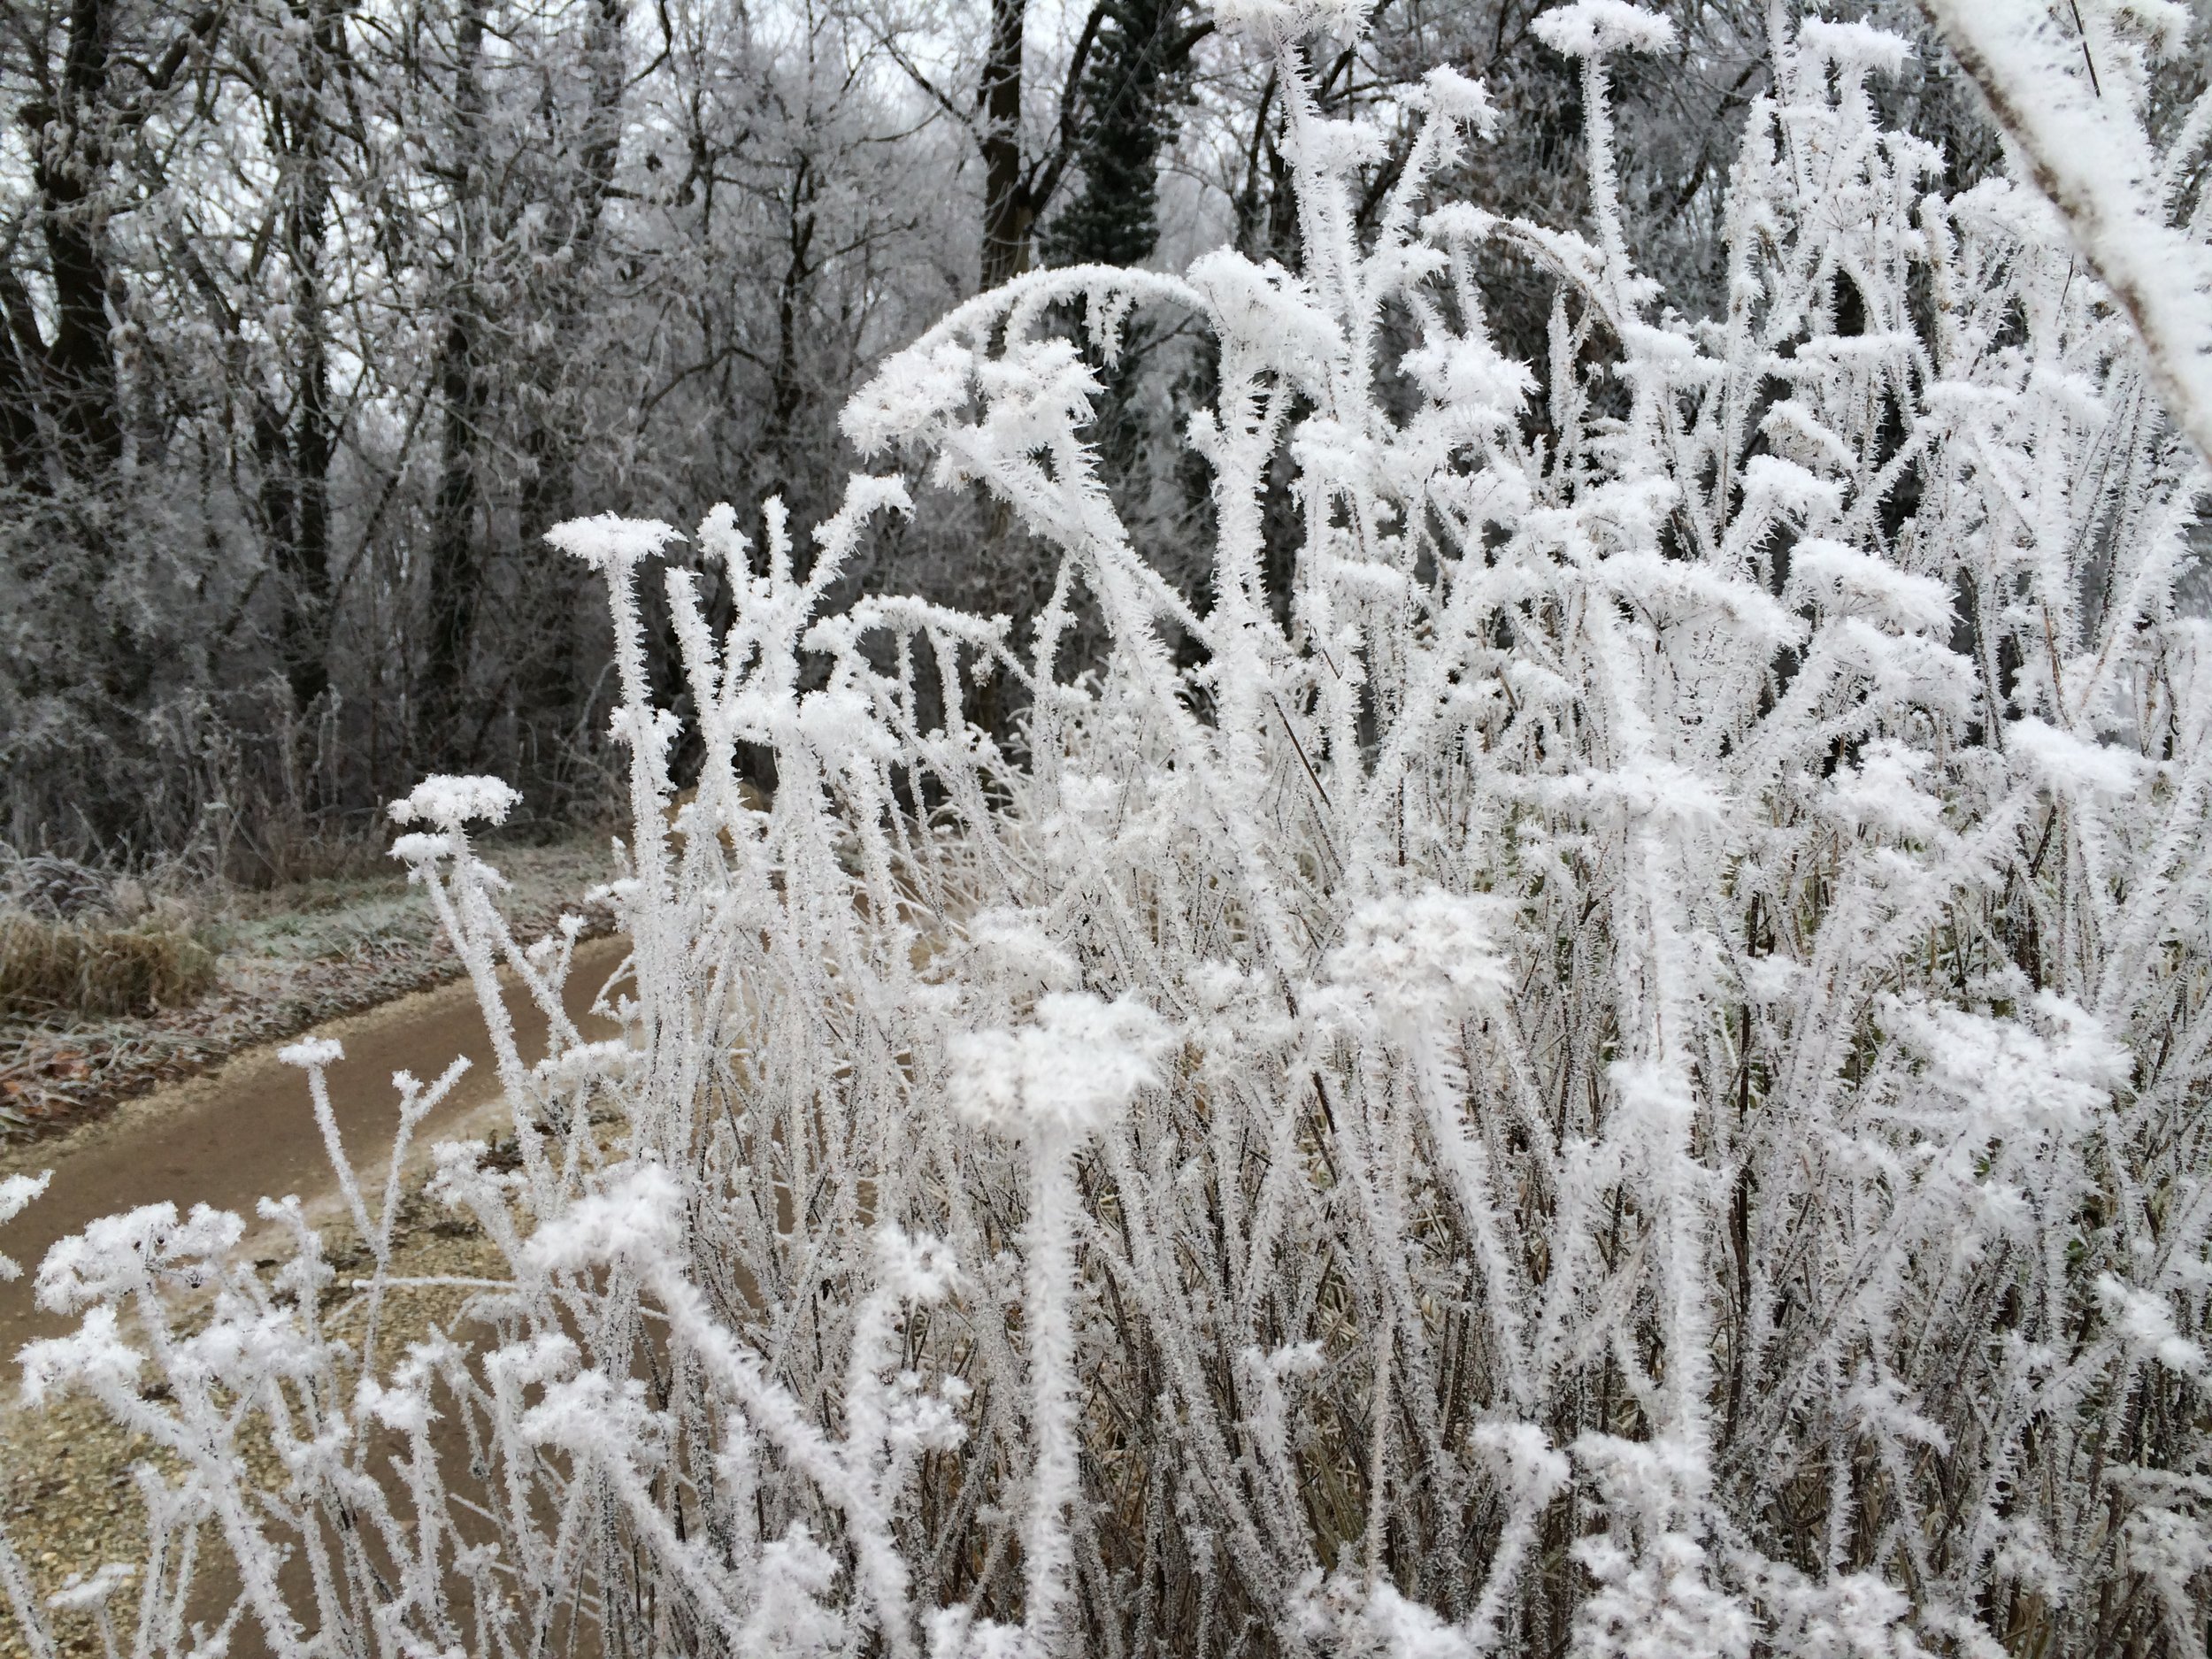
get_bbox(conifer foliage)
[7,4,2212,1656]
[1042,0,1196,270]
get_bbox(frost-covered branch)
[1919,0,2212,463]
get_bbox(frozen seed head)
[389,773,521,833]
[0,1169,50,1229]
[1210,0,1377,50]
[2095,1276,2210,1379]
[277,1036,344,1069]
[844,342,973,455]
[542,513,684,572]
[0,1170,52,1283]
[948,992,1173,1144]
[695,501,751,565]
[1413,65,1500,136]
[526,1163,687,1273]
[875,1225,964,1304]
[35,1202,245,1315]
[19,1306,142,1406]
[1531,0,1676,58]
[1325,887,1513,1032]
[388,831,456,868]
[1795,18,1912,76]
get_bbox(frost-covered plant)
[1918,0,2212,465]
[8,4,2212,1655]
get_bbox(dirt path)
[0,936,631,1350]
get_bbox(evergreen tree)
[1041,0,1194,270]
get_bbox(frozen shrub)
[1,854,119,920]
[5,5,2212,1657]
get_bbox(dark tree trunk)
[0,288,47,491]
[979,0,1030,289]
[35,0,122,475]
[419,0,490,766]
[275,0,338,712]
[254,395,295,611]
[509,0,628,786]
[422,308,487,764]
[281,197,334,711]
[768,154,818,507]
[580,0,625,219]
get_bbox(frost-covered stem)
[546,518,683,1060]
[1408,1030,1532,1412]
[1632,836,1716,1452]
[359,1055,467,1374]
[1578,54,1632,297]
[605,557,673,1042]
[1918,0,2212,464]
[297,1050,374,1245]
[641,1257,919,1656]
[0,1527,57,1659]
[1274,45,1371,417]
[1020,1130,1082,1652]
[414,843,549,1184]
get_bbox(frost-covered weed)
[6,4,2212,1656]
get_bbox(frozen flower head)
[542,513,683,573]
[1412,65,1500,135]
[2095,1276,2210,1379]
[35,1202,245,1315]
[389,774,520,833]
[525,1163,687,1275]
[1531,0,1676,58]
[948,992,1173,1144]
[1325,887,1513,1035]
[1212,0,1375,50]
[695,501,752,566]
[1795,17,1911,77]
[960,908,1079,997]
[845,342,974,455]
[1293,1573,1479,1659]
[277,1036,343,1070]
[535,1037,636,1093]
[2008,717,2147,800]
[0,1170,50,1283]
[18,1307,142,1407]
[875,1224,964,1305]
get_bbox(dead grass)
[0,911,217,1019]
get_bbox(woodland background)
[0,0,2094,874]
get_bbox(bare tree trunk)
[274,0,339,713]
[767,153,818,510]
[580,0,625,219]
[511,0,629,789]
[422,315,486,764]
[287,217,334,712]
[0,288,46,492]
[979,0,1030,289]
[34,0,122,474]
[419,0,491,767]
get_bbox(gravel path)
[0,934,631,1656]
[0,839,617,1143]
